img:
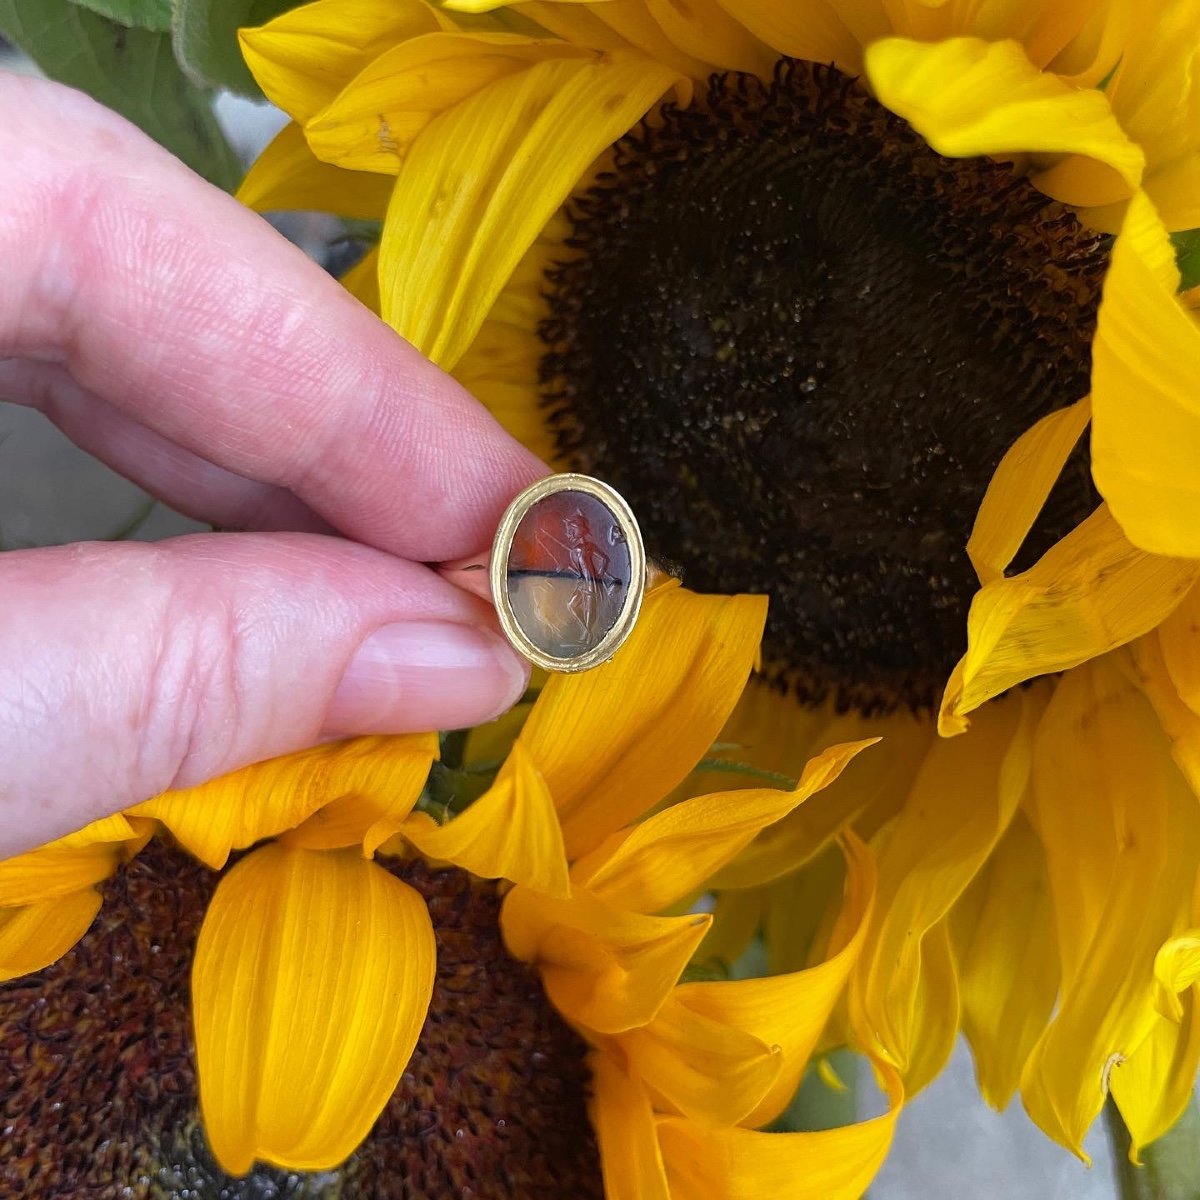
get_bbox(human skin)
[0,74,545,857]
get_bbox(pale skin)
[0,74,545,858]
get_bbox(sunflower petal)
[1091,191,1200,557]
[696,886,768,971]
[967,397,1091,585]
[588,1051,671,1200]
[521,587,767,859]
[679,832,875,1126]
[1155,933,1200,1022]
[279,733,438,856]
[1111,998,1200,1162]
[865,37,1143,197]
[642,0,771,73]
[0,889,102,982]
[193,843,435,1175]
[571,739,875,914]
[240,0,444,123]
[1161,588,1200,715]
[856,687,1042,1072]
[237,120,395,219]
[707,706,930,890]
[952,810,1059,1110]
[713,0,865,72]
[1020,657,1200,1157]
[0,812,154,907]
[1108,998,1200,1166]
[1128,630,1200,798]
[305,35,595,174]
[656,1062,903,1200]
[136,736,437,869]
[501,884,710,1032]
[401,741,570,897]
[379,49,684,369]
[896,919,962,1097]
[939,505,1198,735]
[615,994,782,1126]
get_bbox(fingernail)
[325,621,529,735]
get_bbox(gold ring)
[440,474,664,673]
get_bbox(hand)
[0,75,544,857]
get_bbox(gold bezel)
[489,474,647,674]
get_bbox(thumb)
[0,533,527,856]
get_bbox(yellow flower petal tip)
[193,843,435,1174]
[865,37,1143,193]
[401,741,571,898]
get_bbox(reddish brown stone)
[505,490,631,659]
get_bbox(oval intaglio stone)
[506,490,632,660]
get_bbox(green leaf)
[172,0,301,99]
[68,0,172,31]
[0,0,241,191]
[1172,228,1200,293]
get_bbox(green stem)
[1107,1094,1200,1200]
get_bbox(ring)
[439,474,666,674]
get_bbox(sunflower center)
[541,61,1107,712]
[0,843,601,1199]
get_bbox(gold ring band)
[440,474,661,673]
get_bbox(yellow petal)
[657,1062,904,1200]
[866,38,1143,199]
[572,739,875,914]
[379,50,685,369]
[0,889,102,982]
[952,810,1059,1110]
[340,244,381,313]
[501,883,710,1032]
[967,397,1091,585]
[641,0,771,74]
[136,735,437,869]
[713,0,866,72]
[240,0,444,123]
[521,586,767,859]
[305,35,595,175]
[452,258,559,463]
[193,843,435,1174]
[1021,657,1200,1157]
[279,733,438,856]
[707,705,930,891]
[680,832,875,1126]
[587,1051,671,1200]
[939,505,1198,735]
[52,812,141,849]
[1099,0,1200,199]
[760,847,846,976]
[855,686,1043,1072]
[613,994,782,1126]
[1091,191,1200,557]
[1153,932,1200,1023]
[237,120,394,219]
[695,885,769,971]
[0,839,125,908]
[401,741,570,897]
[1111,996,1200,1160]
[895,918,961,1097]
[1128,629,1200,799]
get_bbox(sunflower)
[232,0,1200,1165]
[0,584,903,1196]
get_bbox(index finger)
[0,74,545,562]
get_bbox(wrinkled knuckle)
[135,571,248,793]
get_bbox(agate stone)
[505,489,631,660]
